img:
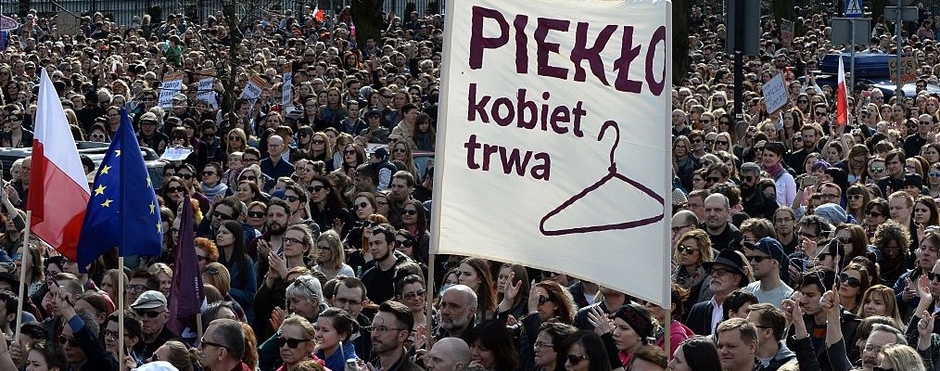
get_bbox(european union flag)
[75,109,162,269]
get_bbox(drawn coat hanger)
[539,120,665,236]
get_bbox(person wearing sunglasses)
[48,283,117,371]
[687,249,751,336]
[742,237,793,309]
[275,316,319,370]
[557,331,616,371]
[200,319,249,371]
[833,263,870,315]
[199,162,228,205]
[129,290,175,362]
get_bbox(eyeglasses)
[534,341,554,350]
[344,150,357,155]
[930,171,940,178]
[799,231,819,239]
[537,295,553,305]
[354,202,370,210]
[276,337,310,349]
[213,211,233,220]
[139,310,165,319]
[200,338,228,350]
[103,329,120,340]
[283,236,304,245]
[178,174,194,180]
[203,171,216,176]
[691,138,703,143]
[867,211,884,218]
[820,193,840,200]
[59,335,79,347]
[677,244,698,254]
[838,273,861,288]
[247,211,265,218]
[126,284,147,293]
[399,289,426,300]
[746,255,771,263]
[566,355,589,365]
[402,209,418,216]
[870,166,885,172]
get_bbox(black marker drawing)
[539,120,665,236]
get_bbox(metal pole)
[733,0,744,120]
[850,19,856,104]
[896,10,903,96]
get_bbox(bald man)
[260,134,294,188]
[426,337,471,371]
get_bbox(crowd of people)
[5,1,940,371]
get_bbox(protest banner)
[158,72,185,108]
[282,62,293,107]
[239,75,267,101]
[196,68,218,109]
[762,73,788,114]
[435,0,672,306]
[780,19,794,47]
[889,56,917,84]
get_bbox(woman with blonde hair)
[314,230,354,280]
[276,315,321,371]
[877,343,926,371]
[673,229,715,314]
[856,284,904,326]
[153,340,199,371]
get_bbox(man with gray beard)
[435,285,477,342]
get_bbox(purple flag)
[167,193,204,335]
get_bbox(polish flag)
[836,55,848,126]
[27,69,91,261]
[314,6,325,22]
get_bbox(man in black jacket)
[740,162,779,220]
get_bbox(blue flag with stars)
[75,109,162,269]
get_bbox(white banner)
[763,74,788,114]
[196,77,218,109]
[158,72,184,109]
[433,0,672,306]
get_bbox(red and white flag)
[836,56,848,126]
[28,69,91,260]
[314,6,325,22]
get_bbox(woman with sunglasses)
[306,132,335,172]
[864,198,889,239]
[88,123,110,143]
[558,331,615,371]
[200,162,228,207]
[834,263,870,314]
[308,175,354,237]
[390,140,420,181]
[336,143,365,180]
[844,184,871,222]
[672,230,714,315]
[395,274,433,339]
[400,199,430,264]
[275,316,321,371]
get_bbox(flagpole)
[13,211,30,343]
[118,255,125,367]
[424,253,436,349]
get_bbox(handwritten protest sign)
[158,72,184,109]
[763,73,788,114]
